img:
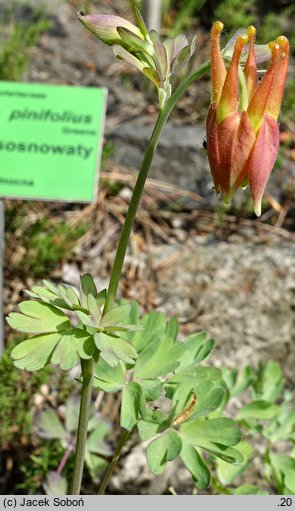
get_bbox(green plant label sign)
[0,81,107,202]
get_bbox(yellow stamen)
[247,25,256,38]
[212,20,224,33]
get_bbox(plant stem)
[98,429,132,495]
[69,358,94,495]
[103,60,210,314]
[96,60,211,495]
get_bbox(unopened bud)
[78,12,144,47]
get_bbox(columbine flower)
[206,21,289,216]
[78,9,196,108]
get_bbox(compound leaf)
[7,301,70,334]
[11,332,61,371]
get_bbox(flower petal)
[219,112,255,195]
[247,115,280,216]
[217,34,248,124]
[247,41,280,133]
[206,104,223,193]
[210,21,227,105]
[266,36,290,120]
[244,26,257,102]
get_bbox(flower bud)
[78,10,197,109]
[78,12,144,47]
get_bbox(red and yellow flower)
[206,22,289,216]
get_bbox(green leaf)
[100,304,131,327]
[190,381,226,420]
[269,453,295,493]
[216,441,254,485]
[169,379,225,424]
[175,332,215,373]
[141,379,162,401]
[149,30,168,78]
[87,294,101,324]
[142,67,162,87]
[117,26,148,52]
[80,274,97,308]
[103,324,143,333]
[231,366,254,395]
[42,279,60,295]
[51,329,95,370]
[113,45,144,72]
[180,443,211,489]
[163,37,174,67]
[134,336,184,379]
[65,396,80,433]
[27,281,89,312]
[171,45,190,75]
[127,310,167,352]
[94,358,126,392]
[146,429,182,475]
[233,485,268,495]
[26,286,69,310]
[253,360,285,402]
[65,287,80,307]
[223,366,254,396]
[169,365,222,388]
[266,407,295,442]
[166,366,223,405]
[121,382,145,430]
[34,409,67,440]
[84,452,108,481]
[11,332,61,371]
[96,289,107,309]
[172,34,189,57]
[118,299,139,326]
[94,332,138,367]
[237,400,280,420]
[88,414,111,434]
[87,421,112,456]
[205,444,244,464]
[138,419,164,441]
[169,380,195,422]
[180,417,242,448]
[179,417,243,464]
[134,7,148,38]
[7,301,70,333]
[75,310,96,327]
[166,316,179,340]
[43,472,68,496]
[74,330,96,359]
[57,285,75,308]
